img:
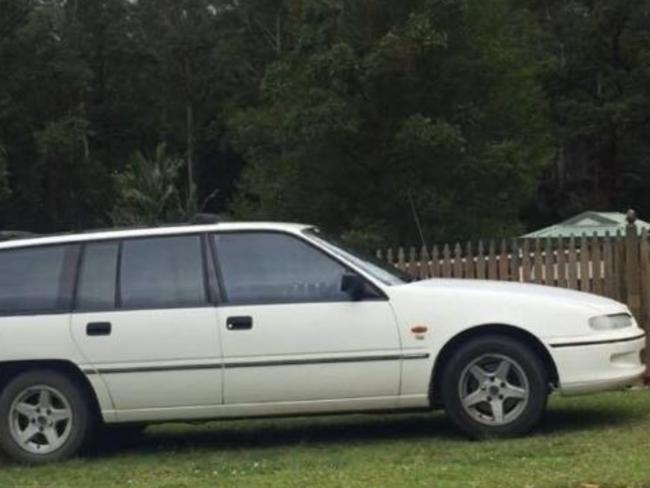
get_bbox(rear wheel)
[440,335,548,438]
[0,370,93,464]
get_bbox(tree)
[229,0,550,245]
[122,0,258,212]
[111,143,189,226]
[0,0,246,231]
[33,115,112,229]
[3,0,650,244]
[526,0,650,223]
[0,0,109,230]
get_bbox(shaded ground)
[1,390,650,487]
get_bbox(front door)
[211,231,401,406]
[70,234,223,415]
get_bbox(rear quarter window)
[0,245,71,314]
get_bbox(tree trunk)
[184,56,195,211]
[186,101,194,201]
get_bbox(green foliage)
[111,144,188,226]
[525,0,650,223]
[0,0,251,231]
[0,0,108,230]
[1,0,650,245]
[30,115,112,229]
[230,0,550,245]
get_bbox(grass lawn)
[2,390,650,488]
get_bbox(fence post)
[431,245,440,277]
[499,239,509,281]
[408,247,418,278]
[420,245,430,280]
[580,234,590,292]
[476,240,486,279]
[510,238,520,282]
[557,237,567,288]
[603,232,615,298]
[487,240,497,279]
[640,228,650,329]
[615,230,625,301]
[591,232,603,295]
[533,238,543,284]
[453,243,463,278]
[640,228,650,380]
[625,210,642,325]
[544,238,554,286]
[442,245,451,277]
[567,236,577,289]
[465,242,475,279]
[521,239,531,282]
[397,247,406,272]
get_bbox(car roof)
[0,222,312,250]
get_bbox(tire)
[0,370,94,464]
[440,335,548,439]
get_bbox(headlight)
[589,313,634,331]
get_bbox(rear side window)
[0,246,69,314]
[120,235,206,309]
[76,242,119,311]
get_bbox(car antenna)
[407,189,428,250]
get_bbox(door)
[211,231,402,406]
[0,244,79,362]
[71,234,223,413]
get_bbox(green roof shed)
[522,211,650,238]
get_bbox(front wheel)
[440,335,549,438]
[0,370,93,464]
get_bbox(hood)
[402,278,626,314]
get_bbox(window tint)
[0,246,68,313]
[76,242,118,311]
[213,232,351,304]
[120,235,206,309]
[304,228,412,286]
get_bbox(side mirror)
[341,273,365,301]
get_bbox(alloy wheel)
[8,385,73,455]
[458,354,530,426]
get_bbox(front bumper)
[548,331,646,395]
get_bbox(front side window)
[120,235,206,309]
[0,246,68,313]
[76,242,119,311]
[213,232,358,304]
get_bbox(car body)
[0,222,645,463]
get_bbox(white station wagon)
[0,222,645,463]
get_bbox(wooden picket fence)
[378,223,650,339]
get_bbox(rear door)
[212,231,402,407]
[0,244,79,362]
[70,234,223,416]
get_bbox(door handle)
[226,316,253,331]
[86,322,112,336]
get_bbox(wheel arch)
[0,360,101,420]
[429,323,559,406]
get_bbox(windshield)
[303,228,412,286]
